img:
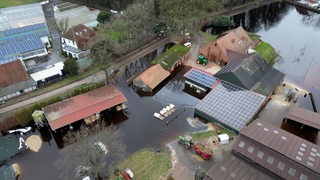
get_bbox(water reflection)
[233,2,291,33]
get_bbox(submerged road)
[0,37,173,115]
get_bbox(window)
[220,166,226,171]
[257,151,264,159]
[288,168,296,176]
[267,156,274,165]
[239,141,245,148]
[277,162,285,170]
[247,146,255,153]
[300,174,308,180]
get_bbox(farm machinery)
[178,135,193,149]
[193,143,213,160]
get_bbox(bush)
[97,11,109,23]
[211,16,234,27]
[64,58,79,76]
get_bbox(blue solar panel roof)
[0,23,49,64]
[195,81,266,132]
[184,69,217,88]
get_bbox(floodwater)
[4,65,207,180]
[233,1,320,109]
[233,1,320,143]
[4,2,320,179]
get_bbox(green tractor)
[196,55,208,66]
[178,135,193,149]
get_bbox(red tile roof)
[62,24,96,50]
[0,60,29,88]
[42,85,127,130]
[286,106,320,129]
[233,120,320,179]
[199,26,253,63]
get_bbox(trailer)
[193,143,213,160]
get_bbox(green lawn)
[247,32,261,42]
[102,29,122,41]
[114,148,172,180]
[191,129,235,141]
[0,0,41,8]
[255,42,278,66]
[152,44,189,70]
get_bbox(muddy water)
[6,65,206,180]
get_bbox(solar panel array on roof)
[195,81,266,132]
[0,23,49,63]
[184,69,217,88]
[3,23,46,36]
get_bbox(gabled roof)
[62,24,96,50]
[195,80,266,133]
[215,53,284,96]
[0,60,29,87]
[199,26,253,63]
[204,153,274,180]
[134,64,170,90]
[234,120,320,179]
[286,106,320,129]
[218,26,253,58]
[42,85,127,130]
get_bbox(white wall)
[61,37,78,49]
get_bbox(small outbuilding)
[133,64,170,92]
[42,85,127,131]
[217,134,229,145]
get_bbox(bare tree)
[90,40,115,83]
[57,18,69,33]
[55,123,126,180]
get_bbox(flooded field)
[4,65,208,180]
[3,2,320,179]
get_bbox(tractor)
[178,135,193,149]
[196,55,208,66]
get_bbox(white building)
[61,24,97,59]
[30,62,64,85]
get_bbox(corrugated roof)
[195,81,266,132]
[0,60,29,87]
[62,24,96,50]
[134,64,170,90]
[286,106,320,129]
[0,3,46,31]
[236,121,320,175]
[204,152,274,180]
[42,85,127,130]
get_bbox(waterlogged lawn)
[114,148,172,180]
[255,42,278,66]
